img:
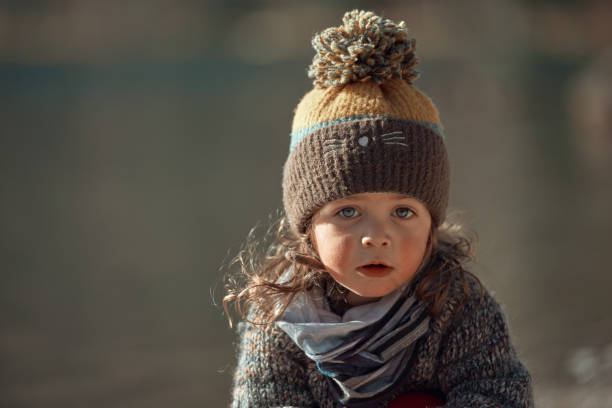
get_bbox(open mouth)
[357,263,393,277]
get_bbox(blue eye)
[395,207,414,218]
[338,207,359,218]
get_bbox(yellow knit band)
[291,78,441,135]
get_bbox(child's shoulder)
[435,267,507,334]
[236,307,305,353]
[235,316,311,375]
[431,270,533,405]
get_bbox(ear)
[429,226,438,251]
[423,226,437,262]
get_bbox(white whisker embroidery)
[320,132,407,154]
[323,138,344,155]
[381,131,404,138]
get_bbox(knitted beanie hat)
[282,10,449,234]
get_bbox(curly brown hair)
[223,210,484,327]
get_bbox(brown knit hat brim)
[282,117,449,234]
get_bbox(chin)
[352,286,397,299]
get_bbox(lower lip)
[356,266,393,278]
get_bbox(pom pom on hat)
[308,9,419,88]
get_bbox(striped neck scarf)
[276,277,430,407]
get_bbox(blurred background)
[1,0,611,407]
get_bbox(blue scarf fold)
[276,274,430,407]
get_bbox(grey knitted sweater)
[230,271,533,407]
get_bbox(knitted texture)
[282,10,448,234]
[308,10,419,88]
[230,320,315,407]
[283,117,449,234]
[230,271,534,408]
[290,78,440,143]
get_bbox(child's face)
[310,192,431,302]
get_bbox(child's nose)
[361,232,391,247]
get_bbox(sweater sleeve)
[436,288,534,408]
[230,319,317,408]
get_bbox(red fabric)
[388,392,445,408]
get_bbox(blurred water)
[1,1,612,407]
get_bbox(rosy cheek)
[318,234,353,272]
[401,232,429,265]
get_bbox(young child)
[224,10,533,408]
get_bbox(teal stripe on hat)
[289,115,444,152]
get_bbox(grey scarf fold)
[276,274,430,407]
